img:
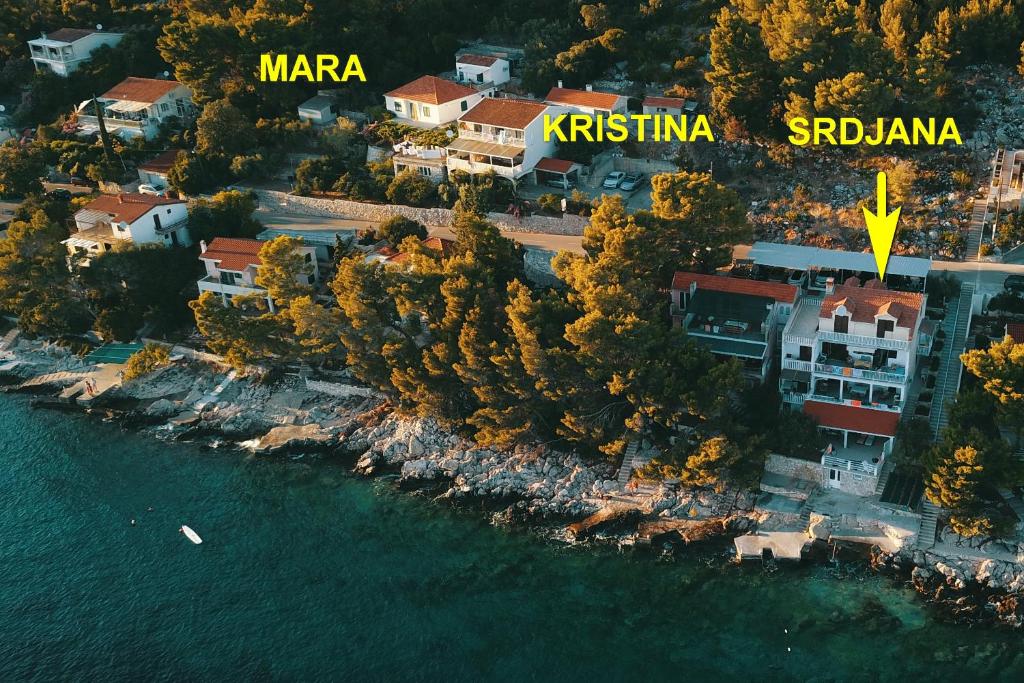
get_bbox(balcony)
[446,156,524,178]
[782,358,813,373]
[813,360,907,384]
[822,453,881,477]
[456,126,525,146]
[817,329,909,351]
[197,276,266,299]
[154,218,188,236]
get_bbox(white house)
[544,85,627,117]
[392,140,447,183]
[197,237,319,312]
[73,77,195,140]
[642,96,687,117]
[455,54,510,88]
[446,98,558,181]
[27,28,123,76]
[136,149,182,188]
[384,75,485,127]
[297,94,338,128]
[63,193,191,265]
[779,278,927,495]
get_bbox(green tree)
[123,344,172,381]
[386,171,437,207]
[0,142,45,198]
[187,190,262,243]
[926,445,1004,538]
[195,99,257,158]
[813,72,895,118]
[255,236,314,307]
[962,336,1024,443]
[706,7,777,135]
[376,215,427,246]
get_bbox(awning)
[446,137,523,159]
[106,100,149,113]
[62,236,102,248]
[690,335,767,359]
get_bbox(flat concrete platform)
[734,530,809,561]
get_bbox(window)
[219,271,236,285]
[834,314,849,333]
[876,318,895,338]
[394,101,403,113]
[476,73,483,83]
[461,100,468,111]
[304,253,312,263]
[161,102,169,112]
[417,167,431,177]
[420,106,430,116]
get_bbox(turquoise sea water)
[1,394,1022,682]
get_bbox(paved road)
[258,207,1024,285]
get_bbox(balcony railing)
[155,218,188,236]
[456,128,526,146]
[446,157,524,177]
[781,391,806,404]
[822,453,881,477]
[782,358,813,373]
[783,333,816,346]
[817,329,909,351]
[813,362,907,384]
[807,392,901,412]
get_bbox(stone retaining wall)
[765,452,822,484]
[252,190,587,236]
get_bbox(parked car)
[137,184,166,196]
[602,171,626,189]
[619,173,646,192]
[45,189,72,201]
[545,177,575,190]
[68,176,94,187]
[1005,275,1024,293]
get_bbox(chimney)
[824,277,835,294]
[200,240,208,254]
[585,84,593,92]
[117,194,124,204]
[557,80,563,89]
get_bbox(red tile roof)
[1007,323,1024,344]
[820,284,923,329]
[201,238,264,272]
[545,87,623,110]
[803,400,899,437]
[101,77,183,103]
[138,149,183,173]
[534,157,577,174]
[42,28,98,43]
[457,54,498,67]
[385,75,478,105]
[459,98,548,129]
[670,272,798,304]
[643,96,685,109]
[387,236,456,264]
[82,193,182,224]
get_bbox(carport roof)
[747,242,931,279]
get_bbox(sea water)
[0,395,1021,681]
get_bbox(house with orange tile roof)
[446,98,560,181]
[778,277,929,495]
[28,28,124,76]
[544,83,627,117]
[670,271,800,384]
[197,237,318,311]
[73,77,194,140]
[63,193,191,265]
[455,54,510,88]
[384,75,488,127]
[642,96,689,117]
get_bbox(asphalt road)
[257,207,1024,293]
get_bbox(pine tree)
[706,7,777,136]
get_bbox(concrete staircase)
[930,282,974,437]
[18,370,91,389]
[917,500,940,549]
[873,458,894,496]
[0,327,18,354]
[616,440,641,487]
[965,196,988,261]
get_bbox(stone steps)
[930,282,974,438]
[917,500,940,549]
[616,440,641,487]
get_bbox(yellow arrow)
[862,171,902,279]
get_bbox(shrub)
[385,170,436,207]
[123,344,171,382]
[979,243,994,257]
[537,193,564,214]
[376,215,427,245]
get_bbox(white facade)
[455,55,510,87]
[64,195,191,265]
[297,95,337,127]
[544,86,628,118]
[446,100,560,180]
[392,141,447,183]
[28,30,123,76]
[384,93,482,127]
[75,79,195,141]
[197,239,319,312]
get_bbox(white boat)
[180,525,203,544]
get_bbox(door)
[827,468,842,489]
[153,213,162,232]
[170,230,179,247]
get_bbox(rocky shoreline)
[3,335,1024,627]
